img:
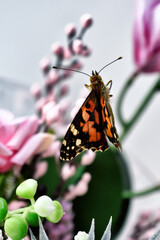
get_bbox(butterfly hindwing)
[60,90,109,161]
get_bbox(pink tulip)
[0,112,53,173]
[133,0,160,72]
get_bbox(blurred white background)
[1,1,160,239]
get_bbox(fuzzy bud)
[65,23,76,38]
[80,14,93,28]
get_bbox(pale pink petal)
[0,123,15,144]
[42,101,56,120]
[61,163,76,180]
[58,98,71,112]
[82,172,92,183]
[34,161,48,179]
[8,200,27,211]
[81,150,96,165]
[35,97,48,112]
[45,105,61,125]
[74,181,88,196]
[7,116,39,150]
[11,133,54,165]
[0,143,13,156]
[42,140,61,159]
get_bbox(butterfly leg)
[85,84,92,91]
[106,80,112,90]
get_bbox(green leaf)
[101,217,112,240]
[73,148,131,238]
[29,228,37,240]
[149,229,160,240]
[39,217,49,240]
[88,219,95,240]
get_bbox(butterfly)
[59,66,121,161]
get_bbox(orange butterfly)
[54,57,122,161]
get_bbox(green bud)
[46,200,63,223]
[34,196,54,217]
[4,216,28,240]
[16,179,38,199]
[25,211,39,227]
[0,197,8,221]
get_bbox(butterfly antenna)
[52,66,91,78]
[98,56,123,74]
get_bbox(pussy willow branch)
[122,184,160,199]
[117,72,160,141]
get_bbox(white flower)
[34,195,55,217]
[0,230,3,240]
[74,231,89,240]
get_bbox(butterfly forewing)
[100,93,121,150]
[60,90,109,161]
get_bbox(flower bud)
[46,200,63,223]
[34,196,54,217]
[0,197,8,220]
[65,23,76,38]
[16,179,38,199]
[51,42,64,58]
[80,14,93,28]
[72,39,83,54]
[74,231,89,240]
[4,216,28,240]
[25,211,39,227]
[39,57,50,73]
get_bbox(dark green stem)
[117,72,160,141]
[122,184,160,199]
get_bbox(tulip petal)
[0,156,13,173]
[0,143,13,156]
[7,116,39,150]
[11,133,54,165]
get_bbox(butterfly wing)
[100,93,121,150]
[60,89,109,161]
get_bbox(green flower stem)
[30,198,35,205]
[122,184,160,199]
[117,72,160,141]
[6,206,33,219]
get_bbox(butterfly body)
[60,71,121,161]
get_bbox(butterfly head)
[90,71,102,85]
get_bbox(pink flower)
[0,113,53,173]
[133,0,160,72]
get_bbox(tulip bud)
[34,196,54,217]
[25,211,39,227]
[0,197,8,220]
[16,179,38,199]
[4,216,28,240]
[46,200,63,223]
